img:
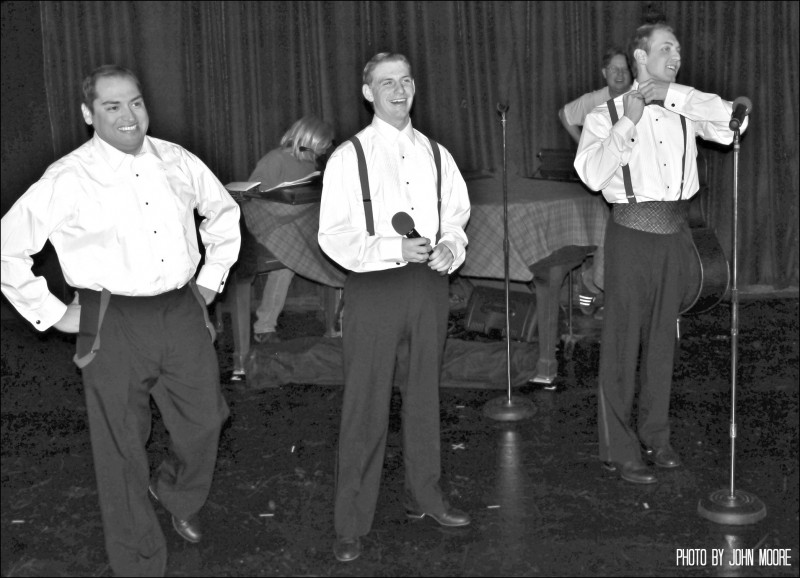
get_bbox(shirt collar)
[371,116,416,145]
[92,133,161,171]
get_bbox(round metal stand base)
[482,395,536,421]
[698,489,767,525]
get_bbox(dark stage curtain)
[38,0,799,287]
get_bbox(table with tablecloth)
[460,173,610,382]
[235,174,610,382]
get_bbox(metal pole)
[501,106,512,402]
[482,103,535,422]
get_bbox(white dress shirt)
[318,117,470,273]
[563,86,612,127]
[1,133,241,330]
[574,81,748,204]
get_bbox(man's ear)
[362,83,374,103]
[81,103,93,126]
[601,67,608,81]
[633,48,648,66]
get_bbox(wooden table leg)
[320,286,343,338]
[229,271,254,376]
[529,247,594,384]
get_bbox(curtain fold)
[39,0,798,287]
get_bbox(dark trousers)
[77,285,229,577]
[334,263,449,539]
[597,219,691,464]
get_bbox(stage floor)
[1,297,797,576]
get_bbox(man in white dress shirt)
[1,65,240,576]
[319,52,471,562]
[575,24,747,485]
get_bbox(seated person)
[248,116,334,343]
[559,46,633,144]
[558,47,632,315]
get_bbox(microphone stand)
[697,119,766,525]
[483,103,536,422]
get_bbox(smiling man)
[1,64,240,576]
[319,52,471,562]
[574,24,747,485]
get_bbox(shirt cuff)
[611,117,637,165]
[380,236,405,263]
[665,83,690,111]
[196,264,230,294]
[22,292,68,331]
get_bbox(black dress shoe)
[406,507,471,527]
[645,445,682,468]
[333,536,361,562]
[149,484,202,543]
[172,514,202,543]
[619,461,658,484]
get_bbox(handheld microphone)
[729,96,752,131]
[391,211,421,238]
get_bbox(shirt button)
[35,320,41,325]
[671,103,675,107]
[395,262,400,265]
[631,138,635,142]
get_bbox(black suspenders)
[606,98,687,202]
[349,135,442,242]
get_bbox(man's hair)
[82,64,142,109]
[280,116,335,163]
[602,46,631,71]
[362,52,413,85]
[628,22,674,66]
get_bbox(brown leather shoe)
[333,536,361,562]
[406,507,471,527]
[619,461,658,484]
[646,445,682,468]
[149,483,202,543]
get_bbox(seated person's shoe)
[619,460,658,484]
[406,507,471,527]
[333,536,361,562]
[254,331,281,344]
[645,445,682,469]
[149,483,202,543]
[579,293,598,316]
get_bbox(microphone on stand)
[497,102,509,116]
[729,97,752,131]
[391,211,421,238]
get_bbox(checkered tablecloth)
[459,175,610,282]
[241,199,347,288]
[240,174,609,288]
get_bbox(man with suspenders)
[574,23,746,484]
[319,52,471,562]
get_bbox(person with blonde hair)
[248,116,334,343]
